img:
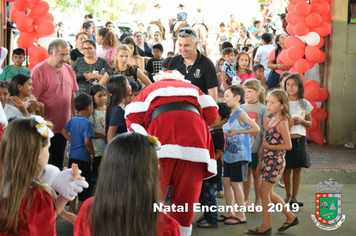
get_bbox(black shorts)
[285,136,311,169]
[68,159,92,201]
[223,161,248,182]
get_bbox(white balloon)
[296,35,306,42]
[305,32,320,46]
[37,37,55,50]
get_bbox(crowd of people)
[0,1,317,235]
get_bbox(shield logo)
[194,69,201,78]
[315,193,342,225]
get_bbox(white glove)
[39,164,60,186]
[50,168,89,201]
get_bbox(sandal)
[217,191,224,198]
[246,227,272,235]
[196,215,205,223]
[277,217,299,232]
[224,216,247,225]
[218,214,229,222]
[197,220,218,228]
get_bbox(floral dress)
[262,118,286,184]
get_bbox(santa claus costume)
[125,71,218,236]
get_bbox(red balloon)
[307,60,315,70]
[295,58,310,73]
[304,85,320,100]
[285,35,305,48]
[309,117,318,130]
[27,64,35,71]
[316,88,328,101]
[10,9,26,23]
[16,15,34,32]
[311,0,323,2]
[289,66,298,74]
[316,50,326,63]
[7,0,15,2]
[17,32,36,49]
[321,14,330,22]
[32,46,49,63]
[29,55,40,65]
[33,13,54,26]
[295,1,311,16]
[311,22,331,37]
[310,101,317,115]
[314,108,327,122]
[294,22,310,36]
[28,0,41,3]
[309,127,324,146]
[316,37,325,48]
[286,11,306,25]
[29,1,50,16]
[305,13,322,27]
[305,46,321,62]
[287,46,305,61]
[286,24,295,35]
[289,0,304,4]
[36,20,55,36]
[305,79,320,88]
[27,44,37,56]
[311,2,330,15]
[281,50,296,65]
[287,3,295,12]
[14,0,29,11]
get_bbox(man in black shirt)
[167,27,218,101]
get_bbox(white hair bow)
[131,123,161,150]
[32,115,54,139]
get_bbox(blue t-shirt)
[249,26,264,40]
[64,115,95,162]
[224,108,251,163]
[108,106,127,135]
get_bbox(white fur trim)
[125,88,217,118]
[157,144,217,177]
[153,70,186,82]
[180,225,192,236]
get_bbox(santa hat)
[153,70,191,83]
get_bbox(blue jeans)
[199,181,218,226]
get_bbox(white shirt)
[4,103,23,120]
[254,44,276,78]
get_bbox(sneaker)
[345,142,355,148]
[197,220,218,228]
[278,180,285,188]
[351,18,356,24]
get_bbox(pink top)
[31,60,79,133]
[267,48,293,74]
[238,71,255,84]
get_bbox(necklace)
[186,65,193,74]
[248,100,259,104]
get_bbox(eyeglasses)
[83,47,94,51]
[56,71,63,85]
[178,28,197,37]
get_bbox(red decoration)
[280,50,296,66]
[305,46,321,62]
[305,79,320,88]
[315,37,325,48]
[311,2,330,15]
[286,24,295,35]
[304,84,320,100]
[294,22,310,36]
[287,46,305,61]
[29,1,50,16]
[10,9,26,24]
[32,46,49,63]
[17,31,36,49]
[286,11,306,25]
[36,20,55,36]
[27,44,37,56]
[309,117,318,130]
[295,1,311,16]
[305,13,322,27]
[316,50,326,63]
[321,14,330,22]
[310,101,317,115]
[316,88,328,101]
[311,22,331,37]
[16,15,33,32]
[314,108,327,122]
[33,13,54,26]
[289,66,299,74]
[14,0,29,12]
[28,0,41,3]
[309,127,324,146]
[287,3,295,12]
[285,36,305,48]
[295,58,310,73]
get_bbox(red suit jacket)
[125,79,218,179]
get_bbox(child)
[235,52,255,84]
[62,93,95,211]
[253,64,268,92]
[283,74,312,207]
[57,22,64,38]
[220,48,237,92]
[197,102,231,228]
[89,84,107,187]
[247,89,298,235]
[241,79,269,212]
[215,22,228,53]
[216,57,225,101]
[0,48,31,81]
[152,30,162,47]
[74,127,181,236]
[146,44,164,83]
[105,74,132,143]
[9,73,44,116]
[0,116,87,235]
[167,51,175,57]
[128,79,142,104]
[279,71,291,91]
[219,85,260,225]
[162,57,172,71]
[0,81,29,119]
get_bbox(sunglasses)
[178,29,197,37]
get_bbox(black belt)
[151,102,200,121]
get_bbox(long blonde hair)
[0,118,55,234]
[113,44,135,74]
[243,78,266,105]
[267,89,293,129]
